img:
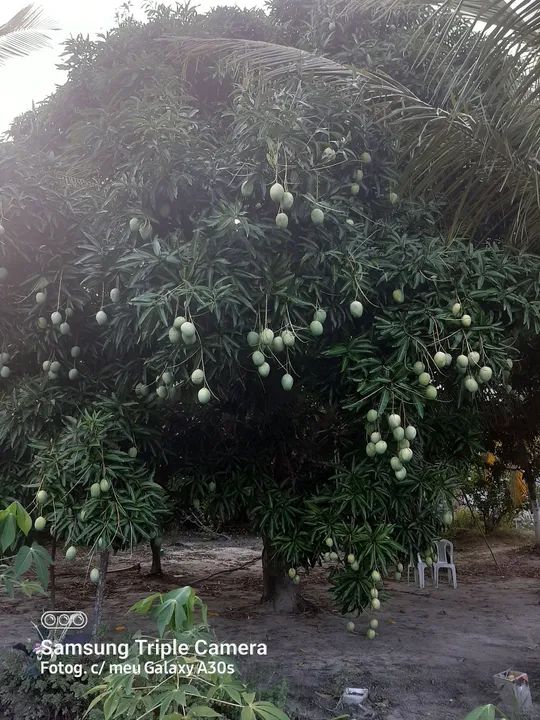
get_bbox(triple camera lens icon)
[40,611,88,630]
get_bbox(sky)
[0,0,264,134]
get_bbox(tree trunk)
[261,538,298,613]
[525,474,540,547]
[150,537,163,576]
[49,536,56,609]
[91,550,110,638]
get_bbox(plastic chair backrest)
[435,539,453,564]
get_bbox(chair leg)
[451,565,457,589]
[418,566,425,589]
[433,566,438,589]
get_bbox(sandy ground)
[1,528,539,719]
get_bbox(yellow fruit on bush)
[399,448,413,463]
[191,369,204,385]
[350,300,364,317]
[180,321,196,338]
[65,546,77,561]
[260,328,274,345]
[269,183,285,203]
[425,385,437,400]
[281,330,295,347]
[275,212,288,229]
[434,351,446,368]
[36,490,48,504]
[169,327,181,343]
[479,366,492,382]
[198,388,211,404]
[281,192,294,210]
[247,331,259,347]
[272,336,284,352]
[281,373,294,391]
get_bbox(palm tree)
[0,3,56,66]
[164,0,540,249]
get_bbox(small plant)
[463,705,507,719]
[0,649,102,720]
[0,501,51,597]
[87,586,288,720]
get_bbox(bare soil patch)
[1,529,539,719]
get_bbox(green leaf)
[251,702,289,720]
[130,592,161,615]
[15,502,32,535]
[189,706,220,717]
[463,706,497,720]
[13,545,33,577]
[0,514,16,551]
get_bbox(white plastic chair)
[433,539,457,589]
[407,552,432,589]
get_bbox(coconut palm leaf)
[164,36,354,82]
[162,0,540,249]
[341,0,540,246]
[0,4,56,66]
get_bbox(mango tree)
[1,2,540,634]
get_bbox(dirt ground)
[1,528,539,720]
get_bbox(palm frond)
[0,4,57,65]
[162,36,354,82]
[341,0,540,51]
[162,32,540,248]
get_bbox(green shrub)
[88,586,288,720]
[0,648,102,720]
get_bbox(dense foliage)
[1,1,540,623]
[89,586,287,720]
